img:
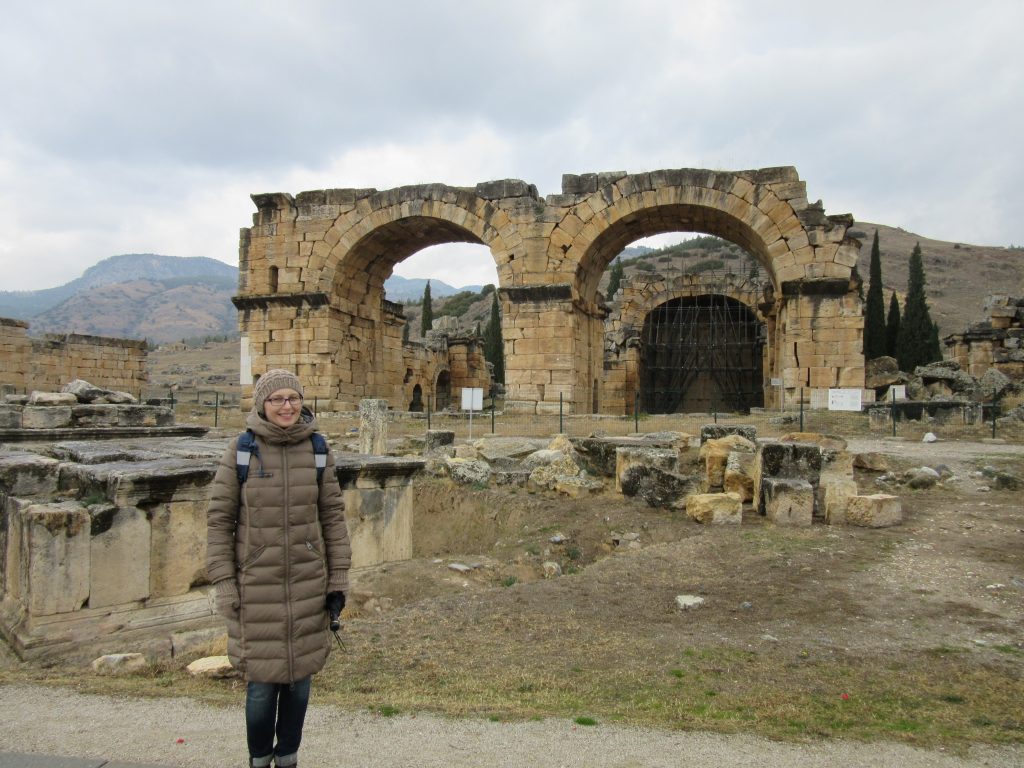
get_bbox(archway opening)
[435,370,451,411]
[639,294,765,414]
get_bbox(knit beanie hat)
[252,369,304,415]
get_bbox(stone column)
[359,398,389,455]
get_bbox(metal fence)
[157,385,1024,445]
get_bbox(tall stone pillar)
[500,285,580,414]
[359,398,389,455]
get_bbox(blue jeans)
[245,676,312,767]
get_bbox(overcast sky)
[1,1,1021,292]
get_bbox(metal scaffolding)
[639,289,765,414]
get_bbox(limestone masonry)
[0,317,147,396]
[234,166,865,414]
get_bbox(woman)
[207,369,350,768]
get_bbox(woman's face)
[263,387,303,428]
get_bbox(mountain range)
[1,228,1021,345]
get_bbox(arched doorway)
[435,370,451,411]
[409,383,423,412]
[639,294,765,413]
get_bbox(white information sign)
[461,387,484,411]
[828,388,863,412]
[890,384,907,401]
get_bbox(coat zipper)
[282,442,295,682]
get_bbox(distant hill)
[0,254,238,344]
[383,275,484,301]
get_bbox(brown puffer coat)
[206,409,350,683]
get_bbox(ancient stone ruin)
[235,166,865,415]
[0,381,422,663]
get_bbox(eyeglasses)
[265,395,303,407]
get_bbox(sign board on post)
[461,388,483,411]
[827,388,863,412]
[462,387,484,439]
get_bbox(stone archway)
[605,271,768,415]
[233,167,864,414]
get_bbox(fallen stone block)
[186,655,237,678]
[762,478,814,526]
[845,494,902,527]
[698,434,756,491]
[823,479,859,525]
[615,447,677,492]
[620,464,698,508]
[685,492,743,525]
[92,652,148,674]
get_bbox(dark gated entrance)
[639,294,765,414]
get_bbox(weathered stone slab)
[149,500,207,598]
[685,492,743,524]
[0,451,60,497]
[89,504,150,608]
[22,501,91,615]
[28,391,77,406]
[762,478,814,526]
[845,494,902,527]
[21,406,72,429]
[700,424,757,444]
[0,405,20,429]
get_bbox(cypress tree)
[402,319,410,344]
[863,230,887,360]
[885,292,901,358]
[484,291,504,383]
[420,280,433,337]
[896,243,941,371]
[606,258,624,300]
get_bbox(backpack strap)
[311,432,329,484]
[236,429,328,485]
[236,429,258,485]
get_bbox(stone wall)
[0,317,147,396]
[945,296,1024,381]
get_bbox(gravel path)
[4,684,1021,768]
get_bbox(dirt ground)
[348,436,1024,661]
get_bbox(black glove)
[326,591,345,616]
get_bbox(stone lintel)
[232,292,330,311]
[334,454,426,486]
[781,278,849,298]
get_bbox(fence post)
[491,397,495,434]
[559,392,563,434]
[634,392,640,434]
[427,399,431,431]
[891,388,897,438]
[992,389,998,439]
[713,392,718,425]
[214,391,219,427]
[799,388,805,432]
